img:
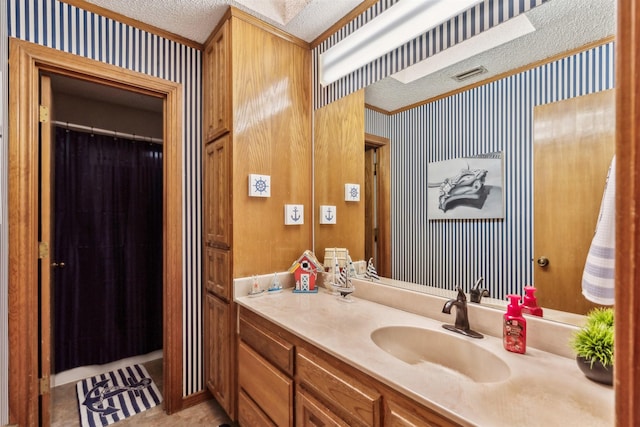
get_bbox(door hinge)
[39,376,50,395]
[39,105,49,123]
[374,161,378,176]
[374,227,379,242]
[38,241,49,259]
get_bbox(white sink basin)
[370,326,510,383]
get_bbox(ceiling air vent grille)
[452,66,488,82]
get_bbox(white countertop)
[235,278,614,427]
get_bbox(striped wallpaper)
[0,0,8,422]
[6,0,204,397]
[313,0,549,109]
[365,42,615,301]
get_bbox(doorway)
[43,73,165,422]
[364,133,391,277]
[8,39,184,426]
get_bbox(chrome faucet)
[442,287,483,339]
[469,277,490,303]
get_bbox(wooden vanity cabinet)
[238,307,462,427]
[296,347,382,427]
[238,310,295,426]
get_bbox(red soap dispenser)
[522,286,543,317]
[503,294,526,354]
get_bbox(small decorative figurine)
[334,250,355,302]
[365,258,380,281]
[268,272,283,293]
[289,250,323,293]
[248,275,264,297]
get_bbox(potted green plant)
[570,307,614,385]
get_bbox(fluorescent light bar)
[391,14,536,84]
[319,0,483,86]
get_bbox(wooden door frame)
[615,0,639,424]
[364,133,391,277]
[8,38,183,425]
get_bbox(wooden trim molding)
[615,1,639,425]
[8,38,183,425]
[310,0,378,49]
[60,0,204,50]
[229,7,310,49]
[364,133,391,277]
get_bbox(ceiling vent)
[452,66,488,82]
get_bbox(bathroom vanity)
[234,277,614,426]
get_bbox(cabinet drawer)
[384,398,460,427]
[238,341,293,427]
[239,316,294,376]
[238,390,277,427]
[296,348,381,427]
[204,246,230,301]
[296,388,351,427]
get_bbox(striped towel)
[582,155,616,305]
[77,364,162,427]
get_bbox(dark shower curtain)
[53,126,163,373]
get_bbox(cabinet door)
[204,293,232,415]
[204,135,231,247]
[204,246,231,301]
[296,389,350,427]
[203,19,231,142]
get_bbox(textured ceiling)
[75,0,615,112]
[366,0,616,112]
[82,0,364,43]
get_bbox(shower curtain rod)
[51,121,164,144]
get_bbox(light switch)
[345,183,360,202]
[284,204,304,225]
[249,174,271,197]
[319,205,337,224]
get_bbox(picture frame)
[427,151,504,220]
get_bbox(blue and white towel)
[77,364,162,427]
[582,155,616,305]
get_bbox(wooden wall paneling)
[230,17,312,277]
[314,90,365,262]
[615,0,639,425]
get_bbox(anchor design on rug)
[82,376,153,416]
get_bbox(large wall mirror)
[314,0,616,324]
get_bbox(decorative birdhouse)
[288,250,323,293]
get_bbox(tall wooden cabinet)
[202,7,312,421]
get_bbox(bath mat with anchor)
[76,364,162,427]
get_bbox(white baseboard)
[52,349,163,387]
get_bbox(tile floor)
[52,359,235,426]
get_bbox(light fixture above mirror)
[319,0,484,86]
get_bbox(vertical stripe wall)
[365,42,615,301]
[6,0,204,397]
[313,0,549,109]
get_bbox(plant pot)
[576,355,613,386]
